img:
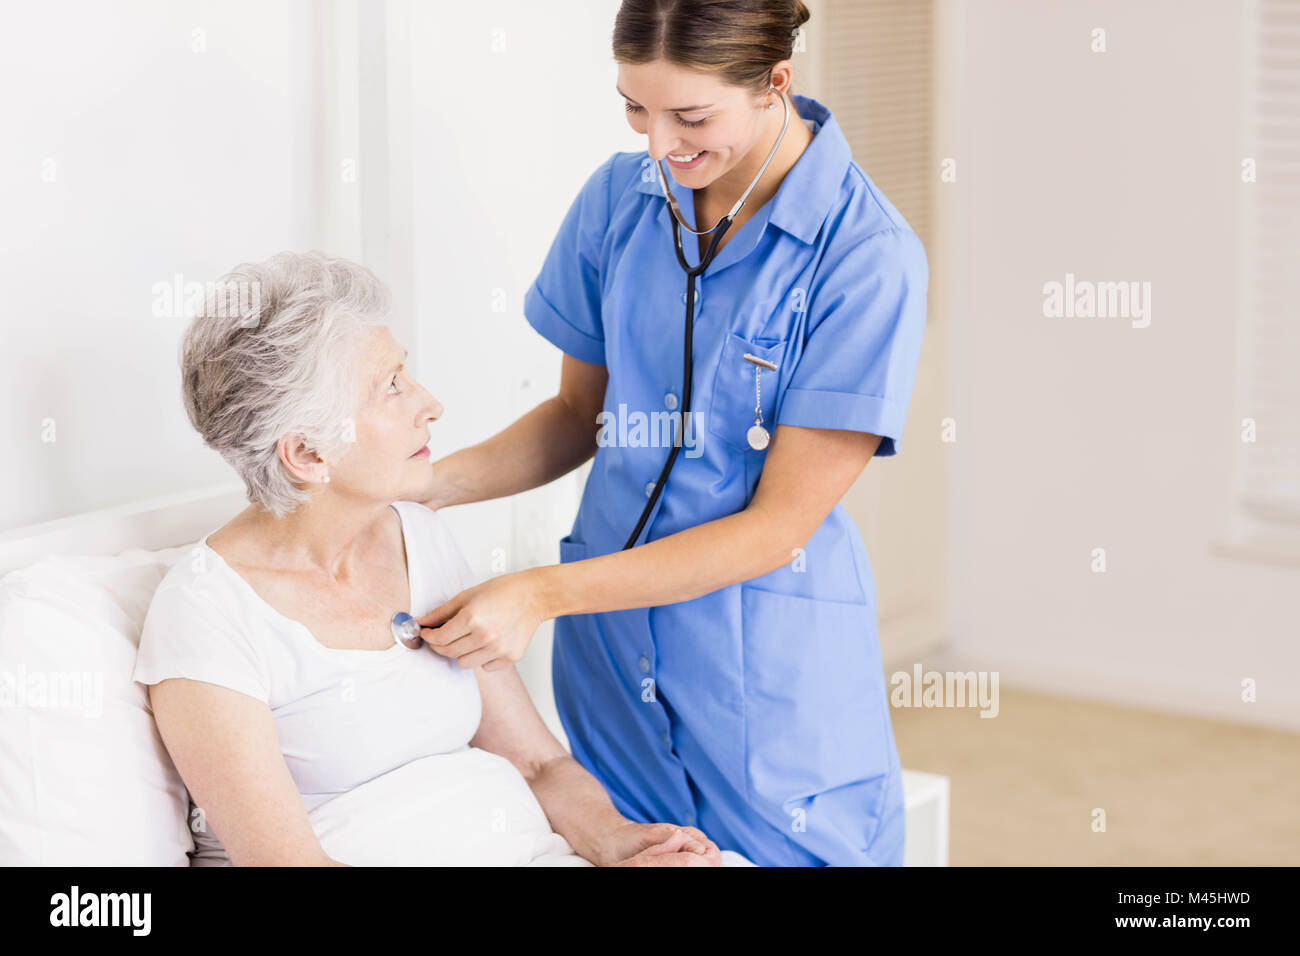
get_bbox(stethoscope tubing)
[622,218,734,551]
[620,91,791,552]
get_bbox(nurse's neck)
[697,98,814,220]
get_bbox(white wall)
[400,0,641,737]
[0,0,638,737]
[400,0,637,571]
[939,0,1300,730]
[0,0,322,528]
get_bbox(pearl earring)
[322,473,330,484]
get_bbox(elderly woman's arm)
[148,679,348,866]
[469,665,720,866]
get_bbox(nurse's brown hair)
[612,0,811,96]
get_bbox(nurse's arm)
[538,424,884,616]
[419,354,608,509]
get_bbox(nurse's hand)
[416,569,546,671]
[602,822,722,867]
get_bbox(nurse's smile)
[666,150,707,168]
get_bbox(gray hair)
[180,251,389,517]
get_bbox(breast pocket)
[706,332,788,455]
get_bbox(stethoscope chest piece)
[390,611,423,650]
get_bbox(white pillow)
[0,547,195,865]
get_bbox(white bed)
[0,484,948,866]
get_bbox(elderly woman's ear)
[276,433,331,487]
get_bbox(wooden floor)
[890,685,1300,865]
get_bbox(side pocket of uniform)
[556,534,589,630]
[555,533,589,638]
[739,584,893,850]
[551,532,593,753]
[558,533,586,565]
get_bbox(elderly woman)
[132,251,726,866]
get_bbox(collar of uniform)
[630,94,850,246]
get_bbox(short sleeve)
[777,226,929,457]
[522,154,615,365]
[132,582,271,704]
[395,501,482,606]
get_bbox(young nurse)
[419,0,929,866]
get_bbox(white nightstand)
[902,769,950,866]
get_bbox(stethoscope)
[388,90,793,647]
[391,612,423,649]
[621,86,792,552]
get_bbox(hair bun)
[614,0,814,91]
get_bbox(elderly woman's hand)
[417,569,548,670]
[601,821,723,867]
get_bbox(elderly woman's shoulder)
[148,538,243,616]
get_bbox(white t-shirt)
[132,500,483,863]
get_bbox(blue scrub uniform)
[523,94,928,866]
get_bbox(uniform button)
[644,481,655,498]
[638,656,650,673]
[664,392,678,411]
[685,812,696,826]
[663,732,672,747]
[680,291,702,309]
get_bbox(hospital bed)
[0,484,949,866]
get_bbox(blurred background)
[1,0,1296,864]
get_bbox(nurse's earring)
[767,83,778,110]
